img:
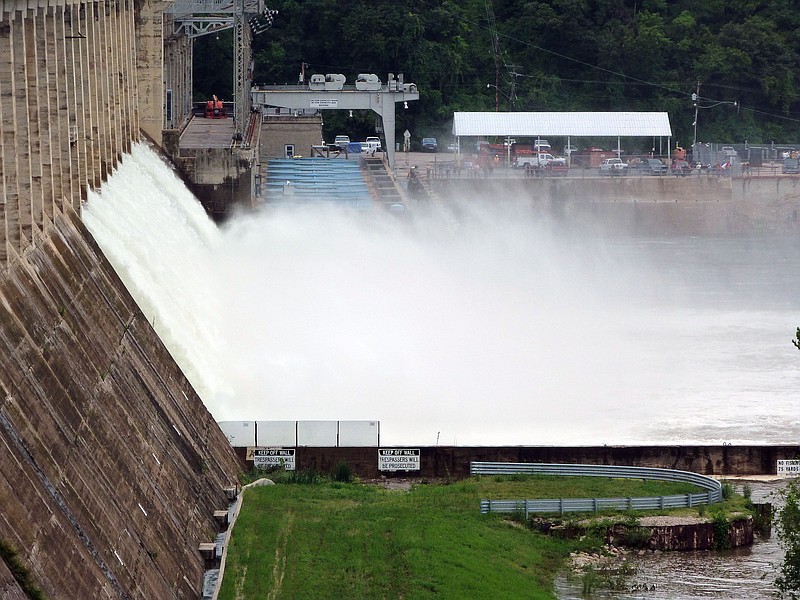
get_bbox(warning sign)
[248,447,296,471]
[778,459,800,477]
[378,448,420,472]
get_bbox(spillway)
[84,143,800,447]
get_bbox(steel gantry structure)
[166,0,277,143]
[251,74,420,170]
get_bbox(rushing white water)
[83,143,800,446]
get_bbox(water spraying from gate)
[83,143,800,446]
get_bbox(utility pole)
[485,0,501,112]
[692,81,700,148]
[507,65,520,111]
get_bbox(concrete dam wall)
[433,176,800,235]
[1,2,241,598]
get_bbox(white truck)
[515,152,557,169]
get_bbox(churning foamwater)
[83,143,800,446]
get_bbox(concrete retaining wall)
[432,176,800,235]
[609,518,754,551]
[237,445,800,479]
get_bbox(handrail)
[472,462,723,515]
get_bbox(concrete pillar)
[24,11,44,238]
[112,2,124,158]
[380,99,397,171]
[82,2,97,188]
[64,3,89,206]
[122,0,140,149]
[13,13,32,251]
[136,0,165,145]
[0,16,11,265]
[35,8,54,225]
[87,0,103,188]
[52,5,75,212]
[97,0,111,170]
[46,6,65,218]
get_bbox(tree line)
[193,0,800,150]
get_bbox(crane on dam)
[166,0,278,145]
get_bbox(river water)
[555,481,786,599]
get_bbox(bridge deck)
[181,116,236,149]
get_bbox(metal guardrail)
[472,462,723,516]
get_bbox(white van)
[365,136,381,151]
[334,135,350,149]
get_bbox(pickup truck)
[599,157,628,175]
[515,152,557,169]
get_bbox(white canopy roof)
[452,111,672,138]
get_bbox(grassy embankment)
[217,473,750,600]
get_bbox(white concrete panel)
[218,421,256,447]
[338,420,379,447]
[255,421,297,447]
[297,420,338,447]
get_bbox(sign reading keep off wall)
[247,447,296,470]
[378,449,420,472]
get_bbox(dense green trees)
[193,0,800,146]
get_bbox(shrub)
[332,461,353,483]
[721,482,735,500]
[622,526,652,549]
[742,482,752,501]
[286,467,322,484]
[712,515,731,550]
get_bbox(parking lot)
[393,151,795,180]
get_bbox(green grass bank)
[217,474,753,599]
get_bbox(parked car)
[783,158,800,174]
[599,157,628,175]
[421,137,438,152]
[637,158,668,175]
[365,136,381,151]
[334,135,350,149]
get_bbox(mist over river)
[83,143,800,447]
